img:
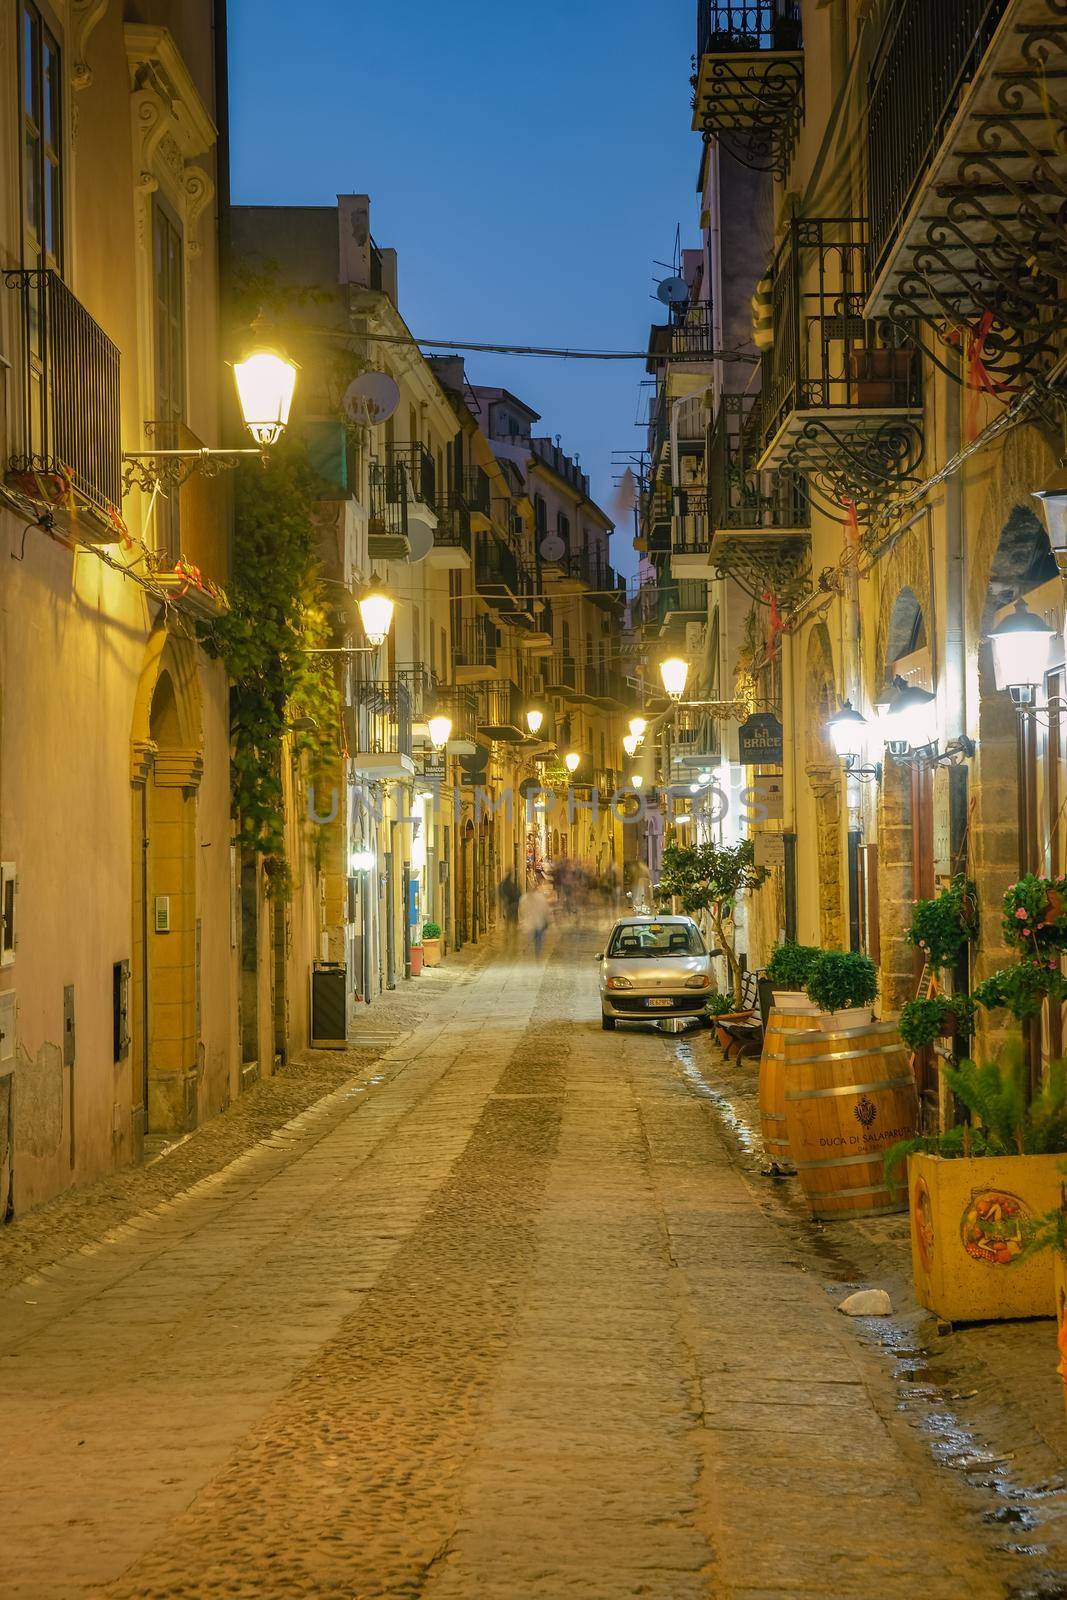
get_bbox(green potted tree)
[765,941,822,1013]
[804,949,878,1030]
[422,921,443,968]
[656,840,768,1008]
[886,1046,1067,1322]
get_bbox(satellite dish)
[343,371,401,426]
[656,276,689,307]
[540,533,566,563]
[407,523,433,563]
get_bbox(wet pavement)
[1,927,1066,1597]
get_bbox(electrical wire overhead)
[303,326,757,365]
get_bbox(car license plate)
[646,998,673,1009]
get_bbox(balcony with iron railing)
[475,534,522,603]
[345,675,415,778]
[703,391,810,594]
[691,1,804,181]
[475,679,525,742]
[865,0,1066,384]
[4,268,121,535]
[756,218,923,511]
[368,462,411,559]
[427,494,472,568]
[460,465,492,520]
[453,615,498,682]
[385,442,436,508]
[668,304,716,363]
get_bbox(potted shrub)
[887,1047,1067,1322]
[765,941,821,1011]
[907,874,979,972]
[899,993,976,1051]
[804,949,878,1029]
[422,921,443,968]
[974,957,1067,1021]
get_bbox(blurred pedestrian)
[519,882,552,959]
[498,871,521,944]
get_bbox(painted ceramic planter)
[907,1152,1061,1323]
[772,990,819,1013]
[827,1006,872,1031]
[409,946,423,977]
[423,938,442,968]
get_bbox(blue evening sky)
[227,1,698,576]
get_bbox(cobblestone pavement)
[1,928,1064,1598]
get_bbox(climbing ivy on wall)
[200,443,339,897]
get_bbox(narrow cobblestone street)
[2,930,1065,1599]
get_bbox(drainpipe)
[944,355,965,742]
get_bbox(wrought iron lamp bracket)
[121,446,266,497]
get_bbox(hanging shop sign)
[738,712,783,765]
[754,832,787,869]
[750,776,785,822]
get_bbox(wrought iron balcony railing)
[476,679,525,739]
[454,615,497,670]
[431,684,479,745]
[696,0,801,56]
[5,268,121,519]
[435,494,472,549]
[867,0,1010,279]
[368,462,410,554]
[385,442,436,507]
[669,304,716,361]
[655,579,708,629]
[757,218,923,508]
[346,676,413,758]
[394,664,440,724]
[709,394,808,533]
[460,466,491,516]
[475,534,522,599]
[692,2,804,179]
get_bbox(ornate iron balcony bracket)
[712,535,812,608]
[693,53,804,181]
[122,446,265,496]
[776,417,925,518]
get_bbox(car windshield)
[607,923,705,958]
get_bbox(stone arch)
[967,420,1059,639]
[130,628,205,1146]
[804,622,844,948]
[874,521,933,697]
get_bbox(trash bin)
[311,962,347,1049]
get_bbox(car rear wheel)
[601,1012,616,1031]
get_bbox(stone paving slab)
[0,930,1055,1597]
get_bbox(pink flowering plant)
[1002,874,1067,954]
[907,874,978,972]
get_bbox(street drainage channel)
[672,1035,1067,1594]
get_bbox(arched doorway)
[804,624,845,949]
[130,634,203,1144]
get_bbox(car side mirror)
[594,952,603,961]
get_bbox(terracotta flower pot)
[410,946,423,977]
[423,937,442,968]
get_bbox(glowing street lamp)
[1034,467,1067,555]
[427,712,453,750]
[358,586,394,648]
[348,848,376,873]
[628,716,648,742]
[631,774,644,790]
[826,700,868,764]
[233,349,298,447]
[988,598,1055,706]
[622,734,638,758]
[564,751,581,774]
[883,678,938,759]
[526,708,544,736]
[660,657,689,701]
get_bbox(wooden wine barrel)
[782,1020,918,1220]
[757,1006,823,1167]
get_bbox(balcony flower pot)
[907,1152,1061,1323]
[848,347,915,408]
[409,946,423,977]
[422,937,442,968]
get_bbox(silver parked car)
[596,915,714,1031]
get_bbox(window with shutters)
[21,3,62,275]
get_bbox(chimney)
[337,194,371,286]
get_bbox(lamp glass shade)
[564,751,581,773]
[358,589,394,647]
[631,774,644,790]
[427,714,452,750]
[525,709,544,736]
[884,682,938,754]
[1033,467,1067,552]
[660,657,689,700]
[827,700,867,761]
[628,717,648,741]
[233,350,297,447]
[348,849,375,873]
[989,599,1055,694]
[622,734,638,758]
